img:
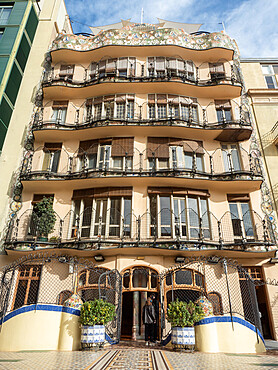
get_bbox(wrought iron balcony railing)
[42,69,242,89]
[20,145,263,182]
[32,116,252,132]
[5,207,276,250]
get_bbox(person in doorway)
[142,297,156,346]
[150,293,159,342]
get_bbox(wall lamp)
[175,256,185,264]
[94,255,105,262]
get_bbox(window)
[71,193,132,239]
[116,103,125,119]
[78,268,109,301]
[221,144,241,172]
[148,57,196,81]
[215,100,232,122]
[149,192,210,239]
[13,265,42,310]
[208,292,223,315]
[51,101,68,124]
[261,64,278,89]
[78,138,133,172]
[229,201,254,240]
[122,267,159,291]
[0,28,4,41]
[91,57,136,79]
[0,6,12,24]
[148,94,198,123]
[209,63,225,81]
[59,64,74,79]
[170,146,204,172]
[42,143,62,173]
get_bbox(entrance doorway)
[120,266,159,341]
[240,266,273,339]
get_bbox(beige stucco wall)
[0,0,71,243]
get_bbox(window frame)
[221,143,242,172]
[0,6,12,24]
[261,64,278,89]
[148,193,210,240]
[71,196,132,239]
[228,200,255,240]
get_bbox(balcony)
[5,207,275,252]
[20,145,263,183]
[42,68,242,100]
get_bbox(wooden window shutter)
[183,140,204,154]
[99,60,106,72]
[52,101,68,108]
[148,57,154,69]
[156,57,166,71]
[118,57,128,70]
[147,187,209,197]
[209,63,224,73]
[177,59,185,71]
[147,137,170,158]
[115,94,126,102]
[78,140,99,155]
[111,137,134,157]
[148,94,155,104]
[168,95,179,105]
[93,187,132,198]
[72,188,95,200]
[227,194,250,202]
[43,142,62,152]
[215,100,231,108]
[157,94,167,104]
[106,58,117,73]
[90,62,97,76]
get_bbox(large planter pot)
[171,326,195,346]
[81,325,105,346]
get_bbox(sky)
[65,0,278,58]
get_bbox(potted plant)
[34,197,56,241]
[80,299,115,349]
[167,299,205,348]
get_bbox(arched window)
[77,267,110,301]
[121,266,159,291]
[164,268,205,306]
[208,291,223,315]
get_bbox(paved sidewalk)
[0,348,278,369]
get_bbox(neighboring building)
[241,59,278,220]
[0,20,277,352]
[0,0,71,243]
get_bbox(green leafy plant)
[167,299,205,327]
[80,299,116,326]
[34,197,56,237]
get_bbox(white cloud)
[225,0,278,57]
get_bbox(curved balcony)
[42,67,242,100]
[5,207,275,252]
[32,100,252,142]
[49,30,237,62]
[20,145,263,184]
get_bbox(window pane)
[27,280,40,305]
[123,198,131,236]
[231,147,241,171]
[216,109,223,122]
[261,65,272,74]
[196,154,203,171]
[157,104,166,118]
[149,105,155,118]
[224,109,232,121]
[0,7,12,23]
[13,280,27,310]
[116,103,125,119]
[175,270,192,285]
[113,157,123,169]
[188,197,199,237]
[127,101,134,119]
[181,105,189,120]
[88,154,97,169]
[184,153,193,169]
[273,65,278,74]
[241,203,254,237]
[160,196,171,236]
[265,76,276,89]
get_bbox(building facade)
[0,21,277,352]
[0,0,71,243]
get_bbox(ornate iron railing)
[5,207,276,250]
[20,145,262,181]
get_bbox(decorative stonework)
[50,28,238,54]
[196,296,214,317]
[63,293,83,309]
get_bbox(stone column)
[140,291,148,338]
[131,291,139,340]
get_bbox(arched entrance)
[121,266,159,340]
